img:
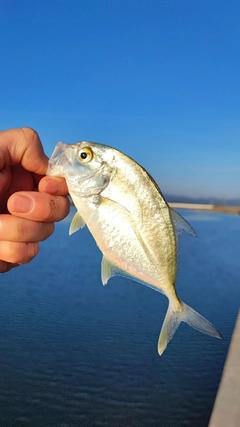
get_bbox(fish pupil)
[80,152,87,159]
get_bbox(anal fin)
[101,256,119,285]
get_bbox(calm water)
[0,209,239,427]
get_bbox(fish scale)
[102,152,177,283]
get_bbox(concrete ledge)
[208,311,240,427]
[169,202,240,215]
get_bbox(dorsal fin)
[170,208,197,237]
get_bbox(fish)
[47,141,221,355]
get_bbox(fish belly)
[73,194,174,294]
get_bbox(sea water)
[0,209,239,427]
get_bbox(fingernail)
[10,195,33,213]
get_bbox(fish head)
[47,141,115,197]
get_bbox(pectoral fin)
[69,211,86,235]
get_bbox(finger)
[0,127,48,175]
[7,191,70,222]
[0,215,54,242]
[0,241,39,264]
[0,260,19,273]
[38,176,69,196]
[4,164,35,195]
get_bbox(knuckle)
[21,127,39,143]
[55,196,70,221]
[0,241,39,264]
[15,219,24,238]
[43,196,69,222]
[46,222,55,237]
[39,222,55,241]
[39,197,58,222]
[0,260,14,273]
[24,242,39,263]
[47,198,58,220]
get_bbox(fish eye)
[78,147,93,163]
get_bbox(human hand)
[0,127,70,273]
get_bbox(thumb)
[0,127,48,175]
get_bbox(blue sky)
[0,0,240,199]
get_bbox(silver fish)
[47,141,221,355]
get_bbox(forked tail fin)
[158,300,222,355]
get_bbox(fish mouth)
[47,142,71,177]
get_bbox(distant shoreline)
[169,202,240,215]
[69,199,240,215]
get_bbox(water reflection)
[0,209,239,426]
